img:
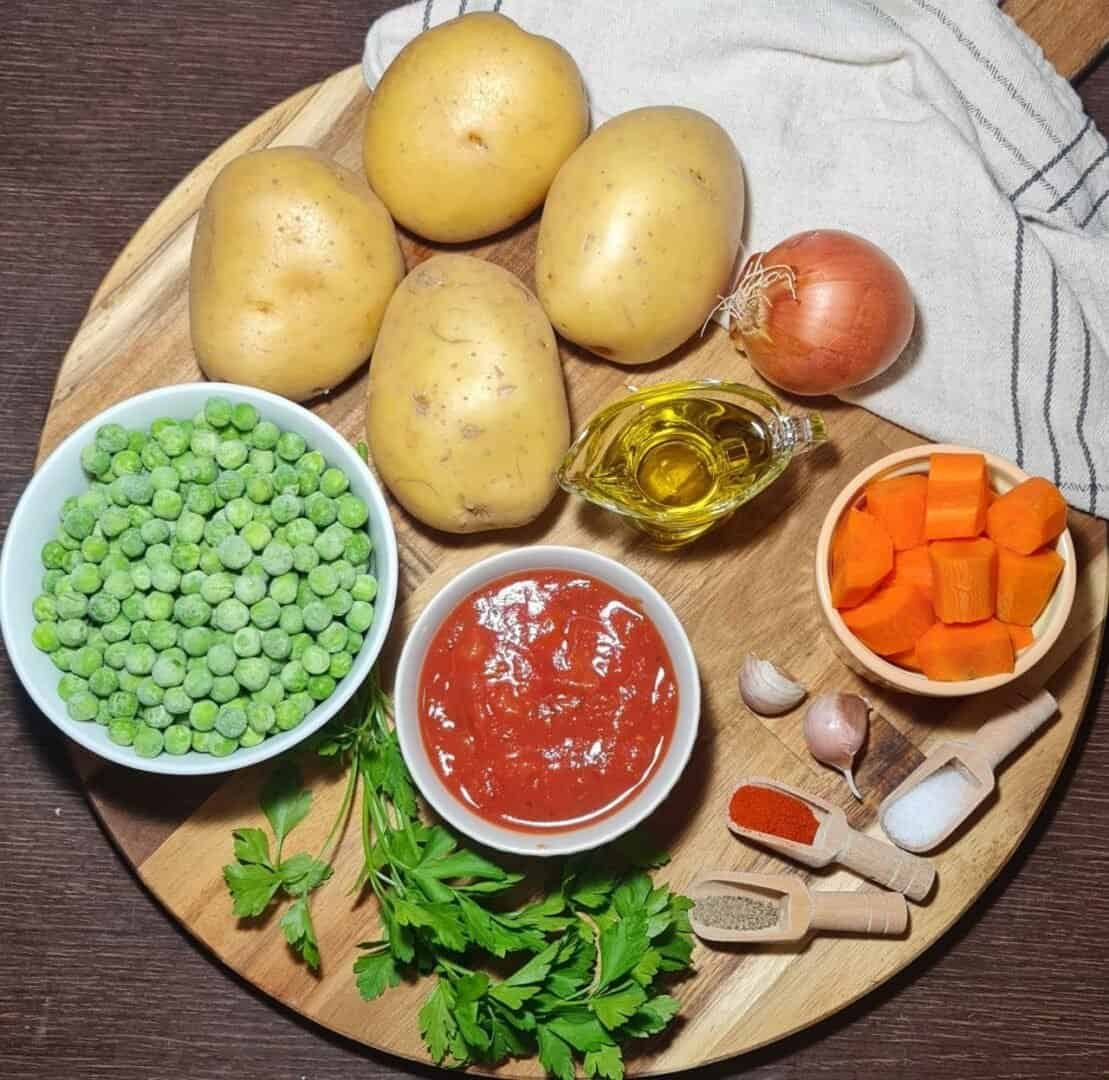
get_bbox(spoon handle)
[838,827,936,902]
[972,690,1058,769]
[809,890,907,935]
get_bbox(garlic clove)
[739,655,807,717]
[803,692,869,800]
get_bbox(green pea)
[229,575,263,608]
[212,597,248,633]
[225,400,256,432]
[94,424,129,457]
[352,574,378,603]
[279,605,304,635]
[87,667,118,698]
[56,592,89,621]
[334,493,366,529]
[125,643,156,676]
[171,542,201,573]
[270,492,303,526]
[307,565,338,597]
[198,545,222,574]
[207,732,239,757]
[210,675,239,705]
[31,621,60,653]
[118,671,142,693]
[81,443,112,477]
[296,465,319,497]
[152,489,183,520]
[344,531,373,565]
[128,619,151,645]
[275,430,306,462]
[289,632,312,660]
[78,535,107,565]
[280,660,308,693]
[170,508,203,545]
[306,674,336,702]
[215,439,248,470]
[145,620,177,652]
[135,520,166,548]
[57,673,86,702]
[182,659,215,697]
[108,690,138,719]
[70,562,102,595]
[108,717,139,746]
[244,701,275,734]
[127,505,153,528]
[246,474,274,505]
[269,463,297,496]
[253,676,285,707]
[141,441,170,471]
[69,646,101,678]
[127,430,147,453]
[105,507,134,538]
[163,724,192,755]
[282,518,315,547]
[234,657,270,692]
[250,596,281,630]
[190,428,220,457]
[61,548,82,572]
[88,593,121,624]
[149,465,179,492]
[214,471,244,504]
[95,700,112,725]
[275,697,306,731]
[204,397,232,428]
[191,729,212,753]
[133,724,165,758]
[155,423,189,457]
[233,626,262,658]
[315,466,347,498]
[32,594,58,622]
[185,484,216,516]
[216,534,252,571]
[313,527,347,563]
[41,570,65,596]
[261,573,293,608]
[241,521,272,553]
[143,592,174,621]
[317,621,349,654]
[121,472,155,505]
[205,642,236,677]
[328,559,353,591]
[115,528,144,560]
[329,651,354,680]
[214,704,247,739]
[191,570,231,606]
[50,648,73,672]
[300,644,330,676]
[41,540,69,570]
[109,449,141,478]
[250,420,279,450]
[171,596,207,631]
[67,690,99,723]
[178,569,204,597]
[303,493,335,529]
[136,677,164,707]
[346,600,375,634]
[104,640,130,669]
[189,699,219,731]
[222,498,251,531]
[292,544,319,574]
[162,686,193,716]
[303,602,332,634]
[138,705,169,732]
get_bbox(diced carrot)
[915,619,1015,681]
[890,545,934,603]
[995,545,1064,625]
[889,645,924,672]
[929,537,998,624]
[830,508,894,610]
[1002,622,1034,652]
[864,474,928,551]
[924,453,990,540]
[841,584,935,656]
[986,477,1067,555]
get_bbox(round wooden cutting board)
[39,64,1108,1078]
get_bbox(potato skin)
[363,13,588,243]
[536,106,744,366]
[367,254,570,533]
[190,147,405,401]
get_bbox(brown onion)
[724,229,914,396]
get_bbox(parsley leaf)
[597,911,650,992]
[591,984,647,1030]
[280,897,321,971]
[537,1026,576,1080]
[353,951,400,1001]
[260,761,312,855]
[223,861,281,918]
[419,980,458,1064]
[584,1044,624,1080]
[231,827,272,867]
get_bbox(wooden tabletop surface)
[2,3,1107,1078]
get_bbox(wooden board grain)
[35,15,1109,1077]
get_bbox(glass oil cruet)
[558,380,827,548]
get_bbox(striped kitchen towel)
[364,0,1109,515]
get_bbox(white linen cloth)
[365,0,1109,515]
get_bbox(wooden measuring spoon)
[689,871,908,944]
[728,777,936,901]
[879,689,1058,854]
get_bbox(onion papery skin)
[730,229,915,397]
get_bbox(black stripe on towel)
[1043,267,1061,485]
[1080,187,1109,229]
[1010,118,1092,201]
[1048,149,1109,213]
[1010,212,1026,467]
[1077,314,1099,515]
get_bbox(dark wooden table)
[2,4,1107,1078]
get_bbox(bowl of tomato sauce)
[394,546,700,857]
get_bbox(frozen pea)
[296,465,319,497]
[235,657,270,692]
[205,397,232,428]
[231,574,265,606]
[246,474,274,504]
[292,544,319,574]
[32,622,61,653]
[313,528,347,563]
[125,643,156,676]
[102,616,131,646]
[330,559,354,591]
[127,505,154,528]
[61,549,82,572]
[207,643,237,676]
[42,569,67,595]
[213,598,249,633]
[268,572,298,606]
[198,545,222,574]
[241,521,271,553]
[207,732,239,757]
[346,600,375,634]
[275,430,306,462]
[270,492,303,525]
[143,592,174,621]
[149,465,179,493]
[191,730,212,753]
[215,705,248,739]
[303,602,332,634]
[181,626,213,658]
[86,594,119,625]
[240,729,263,749]
[71,646,103,678]
[304,492,336,528]
[215,470,245,503]
[95,701,112,725]
[145,620,176,652]
[300,644,330,675]
[32,594,57,622]
[133,724,165,758]
[136,677,163,707]
[186,484,217,516]
[233,626,262,658]
[260,541,293,577]
[279,606,304,635]
[251,420,279,450]
[189,699,218,731]
[172,595,210,629]
[118,671,142,693]
[336,494,368,528]
[344,531,372,566]
[190,428,219,457]
[164,724,192,755]
[80,534,109,564]
[110,449,142,477]
[250,597,281,630]
[62,506,96,541]
[329,651,354,680]
[210,675,239,704]
[88,667,118,698]
[41,540,68,570]
[183,666,214,700]
[179,569,206,596]
[108,717,139,746]
[57,673,87,701]
[319,467,349,498]
[271,462,299,494]
[67,690,99,723]
[104,640,130,669]
[351,574,378,603]
[129,619,151,645]
[249,449,275,476]
[318,622,349,655]
[217,535,252,571]
[141,441,170,470]
[138,518,168,546]
[108,690,138,719]
[194,456,219,485]
[120,472,154,505]
[200,571,235,605]
[284,518,317,547]
[225,497,253,530]
[163,686,193,716]
[307,564,338,597]
[280,660,309,693]
[298,449,325,476]
[155,422,190,457]
[231,402,258,432]
[243,700,275,735]
[77,488,109,516]
[216,439,248,470]
[116,528,144,560]
[275,698,306,731]
[175,509,206,545]
[56,592,89,621]
[171,541,201,573]
[143,704,172,730]
[253,677,285,708]
[50,648,73,672]
[81,443,112,477]
[104,506,133,538]
[127,430,147,453]
[307,674,336,702]
[152,489,183,520]
[289,632,312,660]
[71,563,102,595]
[324,588,352,620]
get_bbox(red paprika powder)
[729,784,819,845]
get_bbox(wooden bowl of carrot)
[815,444,1077,698]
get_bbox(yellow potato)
[190,147,405,401]
[363,13,588,243]
[537,106,744,366]
[367,254,570,533]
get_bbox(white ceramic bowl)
[394,546,700,857]
[815,444,1076,697]
[0,382,398,775]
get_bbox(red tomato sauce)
[418,569,679,832]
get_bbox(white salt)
[881,764,977,850]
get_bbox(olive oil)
[559,380,826,547]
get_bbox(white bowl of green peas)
[0,383,397,775]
